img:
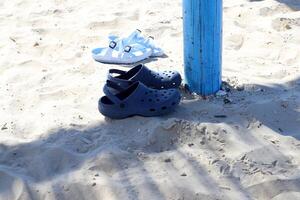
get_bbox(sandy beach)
[0,0,300,199]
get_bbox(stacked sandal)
[92,29,164,64]
[99,64,182,119]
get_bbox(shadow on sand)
[250,0,300,10]
[0,77,299,199]
[276,0,300,10]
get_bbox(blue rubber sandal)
[107,64,182,91]
[98,81,181,119]
[108,29,165,57]
[92,41,152,64]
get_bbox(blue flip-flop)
[98,81,181,119]
[107,64,182,92]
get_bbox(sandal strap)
[108,69,126,76]
[107,69,133,88]
[103,82,122,104]
[106,80,126,92]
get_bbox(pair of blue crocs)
[98,64,182,119]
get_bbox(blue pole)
[183,0,222,95]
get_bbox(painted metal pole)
[183,0,222,95]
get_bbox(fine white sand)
[0,0,300,199]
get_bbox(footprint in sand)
[278,45,300,66]
[259,4,292,17]
[272,17,300,31]
[87,19,121,30]
[146,119,228,154]
[232,146,296,181]
[225,34,244,50]
[0,145,81,181]
[87,10,140,30]
[31,28,47,35]
[88,151,134,177]
[247,178,300,200]
[272,192,300,200]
